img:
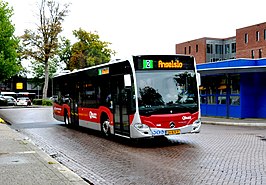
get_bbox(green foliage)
[58,37,71,69]
[68,29,116,70]
[0,1,21,82]
[32,99,43,105]
[42,99,53,106]
[32,99,52,106]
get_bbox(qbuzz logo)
[89,111,97,119]
[182,116,191,120]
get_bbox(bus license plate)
[166,129,181,135]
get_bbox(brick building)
[176,22,266,64]
[236,22,266,59]
[177,22,266,119]
[175,37,236,64]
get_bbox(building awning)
[197,58,266,76]
[198,65,266,75]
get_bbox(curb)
[202,121,266,127]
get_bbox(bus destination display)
[134,55,195,70]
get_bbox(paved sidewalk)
[202,116,266,127]
[0,122,88,185]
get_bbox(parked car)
[3,96,17,106]
[16,97,32,106]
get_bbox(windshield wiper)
[169,103,197,113]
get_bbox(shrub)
[32,99,42,105]
[32,99,53,106]
[42,99,53,106]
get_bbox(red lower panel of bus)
[134,112,199,129]
[53,103,113,125]
[54,103,198,129]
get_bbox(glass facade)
[200,75,240,106]
[206,38,236,63]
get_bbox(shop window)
[230,96,240,106]
[218,96,226,104]
[200,96,207,104]
[230,75,240,94]
[218,77,227,95]
[199,86,207,104]
[207,96,216,104]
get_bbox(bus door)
[111,74,131,137]
[70,99,79,126]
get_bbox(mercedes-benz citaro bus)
[52,55,201,139]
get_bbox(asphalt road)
[1,107,266,185]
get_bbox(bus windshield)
[136,70,198,115]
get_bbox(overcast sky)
[7,0,266,59]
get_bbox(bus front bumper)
[130,119,201,138]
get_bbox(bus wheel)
[101,116,110,137]
[64,111,70,126]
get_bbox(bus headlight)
[191,119,201,133]
[134,123,150,131]
[193,119,201,125]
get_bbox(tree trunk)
[42,61,49,99]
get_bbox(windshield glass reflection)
[136,71,198,115]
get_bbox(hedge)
[32,99,53,106]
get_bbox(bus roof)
[53,54,195,78]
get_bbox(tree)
[68,29,115,70]
[20,0,69,99]
[0,1,21,82]
[58,36,71,69]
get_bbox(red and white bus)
[52,55,201,139]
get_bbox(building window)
[231,43,236,53]
[251,50,255,59]
[264,29,266,40]
[196,44,198,52]
[207,44,213,54]
[245,33,248,44]
[184,47,186,54]
[215,45,223,54]
[189,46,191,54]
[259,49,262,58]
[225,44,230,54]
[256,31,260,41]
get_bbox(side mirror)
[196,72,201,86]
[124,74,131,87]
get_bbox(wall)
[236,22,266,58]
[175,38,206,64]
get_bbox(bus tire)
[64,110,70,126]
[101,114,110,137]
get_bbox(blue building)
[197,58,266,118]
